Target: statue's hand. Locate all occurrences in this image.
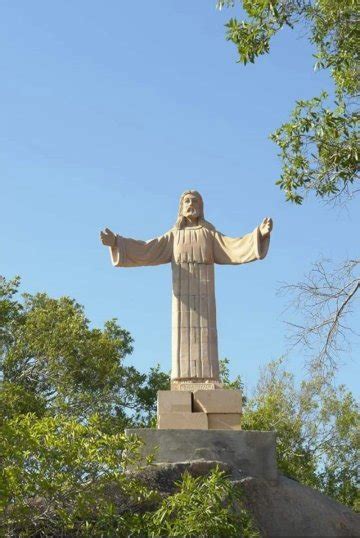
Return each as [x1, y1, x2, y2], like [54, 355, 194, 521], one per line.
[259, 217, 273, 238]
[100, 228, 117, 247]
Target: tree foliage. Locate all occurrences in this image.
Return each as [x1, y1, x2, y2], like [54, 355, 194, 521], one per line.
[0, 276, 168, 430]
[218, 0, 359, 204]
[143, 468, 259, 538]
[242, 358, 359, 510]
[1, 413, 260, 537]
[271, 92, 359, 204]
[1, 414, 150, 536]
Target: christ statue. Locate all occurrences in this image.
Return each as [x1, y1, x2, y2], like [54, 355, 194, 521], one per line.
[100, 190, 273, 386]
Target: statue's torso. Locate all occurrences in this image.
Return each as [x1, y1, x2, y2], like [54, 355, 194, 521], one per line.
[172, 225, 214, 264]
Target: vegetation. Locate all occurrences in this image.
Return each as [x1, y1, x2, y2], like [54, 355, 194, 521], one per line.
[143, 468, 259, 538]
[219, 354, 359, 510]
[1, 414, 149, 536]
[1, 275, 358, 537]
[2, 3, 359, 535]
[242, 358, 359, 510]
[2, 411, 260, 536]
[0, 276, 259, 537]
[217, 0, 359, 205]
[0, 276, 168, 430]
[280, 258, 360, 375]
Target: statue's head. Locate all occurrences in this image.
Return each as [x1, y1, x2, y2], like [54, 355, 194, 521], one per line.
[175, 190, 205, 229]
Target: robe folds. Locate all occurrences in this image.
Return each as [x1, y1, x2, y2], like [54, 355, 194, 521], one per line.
[110, 222, 269, 382]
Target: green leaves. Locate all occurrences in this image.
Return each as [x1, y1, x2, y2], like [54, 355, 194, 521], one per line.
[242, 358, 359, 510]
[224, 1, 298, 65]
[1, 414, 259, 537]
[0, 276, 166, 428]
[0, 413, 150, 536]
[225, 18, 274, 64]
[271, 93, 359, 203]
[309, 0, 360, 97]
[145, 468, 259, 537]
[0, 275, 22, 354]
[220, 1, 360, 203]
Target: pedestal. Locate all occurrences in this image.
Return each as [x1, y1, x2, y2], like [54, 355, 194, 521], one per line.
[157, 388, 243, 430]
[125, 429, 278, 481]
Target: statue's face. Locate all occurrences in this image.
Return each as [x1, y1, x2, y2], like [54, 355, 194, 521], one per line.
[182, 193, 201, 221]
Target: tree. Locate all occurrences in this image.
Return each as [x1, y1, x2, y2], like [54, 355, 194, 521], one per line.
[217, 0, 359, 204]
[0, 276, 168, 429]
[0, 414, 149, 536]
[242, 358, 359, 510]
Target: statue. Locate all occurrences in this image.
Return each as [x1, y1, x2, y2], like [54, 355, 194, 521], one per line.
[100, 190, 273, 387]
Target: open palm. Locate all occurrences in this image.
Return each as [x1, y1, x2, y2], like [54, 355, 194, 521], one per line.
[259, 217, 273, 237]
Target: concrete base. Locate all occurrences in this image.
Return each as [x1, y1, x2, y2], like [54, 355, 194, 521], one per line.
[125, 429, 277, 481]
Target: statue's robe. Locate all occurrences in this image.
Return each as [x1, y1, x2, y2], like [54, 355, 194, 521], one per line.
[110, 221, 269, 382]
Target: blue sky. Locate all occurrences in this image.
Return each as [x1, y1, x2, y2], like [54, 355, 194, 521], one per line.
[1, 1, 358, 394]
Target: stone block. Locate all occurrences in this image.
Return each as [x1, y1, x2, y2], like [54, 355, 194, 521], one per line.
[208, 413, 242, 430]
[157, 390, 192, 414]
[193, 389, 242, 413]
[125, 429, 278, 480]
[158, 412, 208, 430]
[171, 381, 222, 391]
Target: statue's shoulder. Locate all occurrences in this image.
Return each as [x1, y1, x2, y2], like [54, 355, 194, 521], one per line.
[202, 220, 216, 232]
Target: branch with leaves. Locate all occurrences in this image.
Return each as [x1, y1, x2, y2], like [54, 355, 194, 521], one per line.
[217, 0, 360, 204]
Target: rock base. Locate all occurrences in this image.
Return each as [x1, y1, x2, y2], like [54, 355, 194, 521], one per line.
[126, 460, 360, 537]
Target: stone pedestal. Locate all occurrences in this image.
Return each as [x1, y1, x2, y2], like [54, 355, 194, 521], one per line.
[157, 389, 242, 430]
[125, 429, 277, 481]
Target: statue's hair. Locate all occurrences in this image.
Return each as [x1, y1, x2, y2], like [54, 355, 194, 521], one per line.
[175, 190, 214, 230]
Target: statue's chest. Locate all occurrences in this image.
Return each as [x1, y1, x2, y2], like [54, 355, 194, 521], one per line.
[173, 228, 214, 264]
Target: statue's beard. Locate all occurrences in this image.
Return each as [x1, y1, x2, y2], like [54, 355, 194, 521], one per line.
[184, 208, 198, 217]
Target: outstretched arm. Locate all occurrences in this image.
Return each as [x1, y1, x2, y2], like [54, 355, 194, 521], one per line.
[214, 217, 273, 265]
[100, 228, 173, 267]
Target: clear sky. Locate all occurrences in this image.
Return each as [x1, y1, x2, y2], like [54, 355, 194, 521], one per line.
[1, 1, 358, 394]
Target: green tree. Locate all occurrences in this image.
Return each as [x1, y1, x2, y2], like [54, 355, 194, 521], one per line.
[242, 358, 359, 510]
[0, 413, 151, 536]
[217, 0, 359, 204]
[0, 276, 168, 429]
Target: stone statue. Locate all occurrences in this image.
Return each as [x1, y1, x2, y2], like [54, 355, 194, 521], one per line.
[100, 190, 273, 387]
